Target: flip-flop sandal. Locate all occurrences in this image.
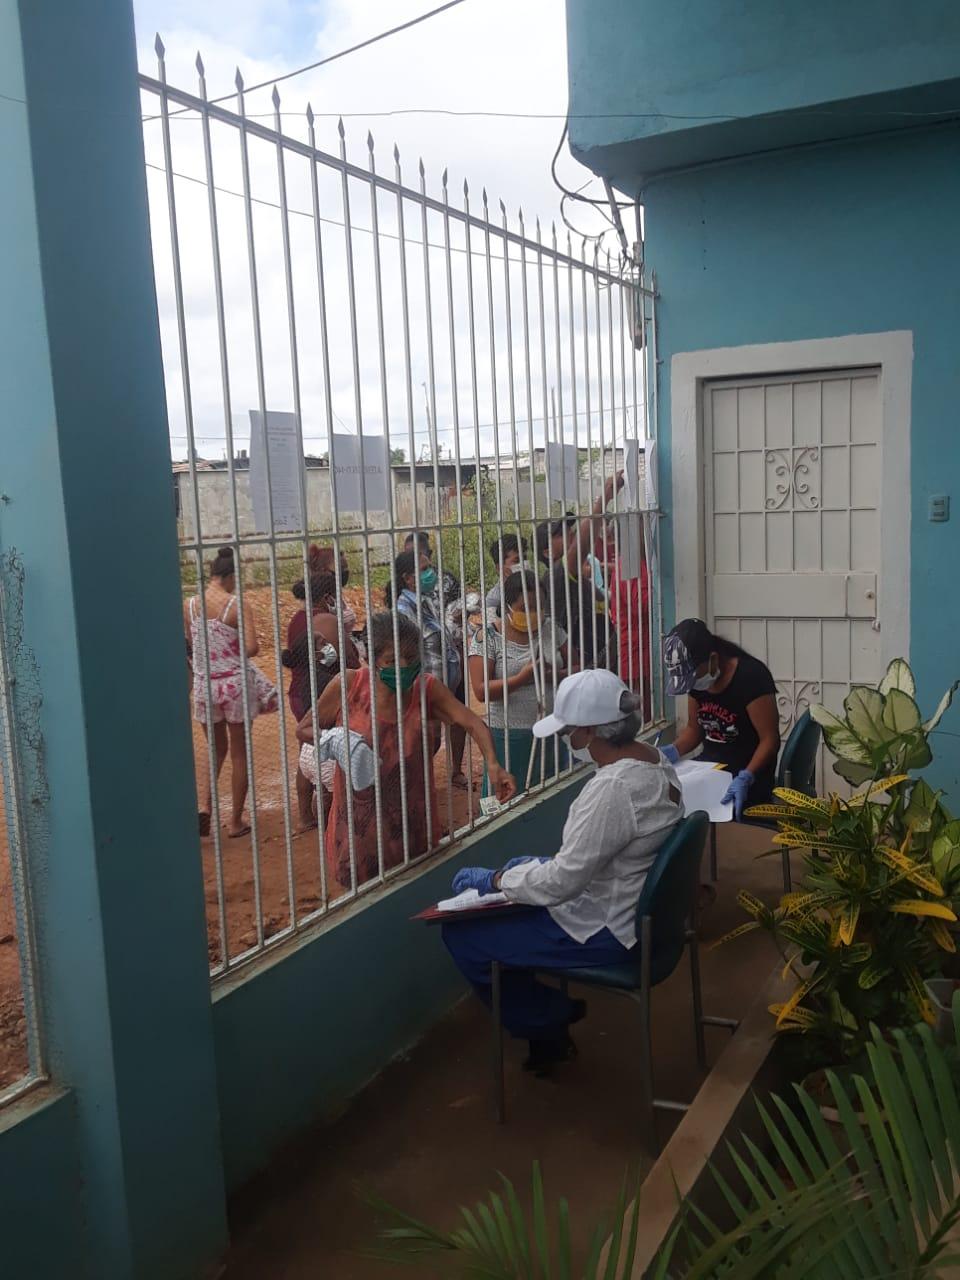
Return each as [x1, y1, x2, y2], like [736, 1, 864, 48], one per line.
[198, 812, 211, 837]
[227, 824, 252, 839]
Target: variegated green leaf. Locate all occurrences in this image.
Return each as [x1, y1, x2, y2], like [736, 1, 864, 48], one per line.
[833, 757, 877, 786]
[883, 687, 922, 735]
[925, 679, 960, 733]
[844, 686, 894, 747]
[879, 658, 916, 698]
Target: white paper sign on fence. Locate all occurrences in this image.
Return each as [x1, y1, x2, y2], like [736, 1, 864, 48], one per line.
[248, 410, 305, 534]
[614, 511, 643, 581]
[545, 441, 579, 504]
[332, 433, 390, 513]
[623, 438, 642, 509]
[644, 439, 658, 510]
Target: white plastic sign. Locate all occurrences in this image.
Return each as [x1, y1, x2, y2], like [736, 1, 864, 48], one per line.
[331, 433, 390, 513]
[545, 441, 579, 505]
[248, 410, 306, 534]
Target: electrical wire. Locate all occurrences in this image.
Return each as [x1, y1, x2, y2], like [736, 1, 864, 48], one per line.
[144, 0, 471, 121]
[145, 105, 960, 123]
[549, 119, 633, 254]
[4, 88, 958, 126]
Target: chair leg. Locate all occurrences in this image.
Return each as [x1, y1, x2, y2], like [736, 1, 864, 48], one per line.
[688, 929, 707, 1072]
[491, 960, 505, 1124]
[638, 917, 657, 1142]
[709, 824, 718, 882]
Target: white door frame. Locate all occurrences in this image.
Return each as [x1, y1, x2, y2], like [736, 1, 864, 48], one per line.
[671, 331, 912, 670]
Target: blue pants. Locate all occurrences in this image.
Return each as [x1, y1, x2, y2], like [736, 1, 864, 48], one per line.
[442, 907, 631, 1040]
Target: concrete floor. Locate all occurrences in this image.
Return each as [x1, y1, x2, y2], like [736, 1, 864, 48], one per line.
[224, 826, 782, 1279]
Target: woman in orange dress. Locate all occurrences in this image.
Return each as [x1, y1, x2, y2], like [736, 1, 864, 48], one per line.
[298, 612, 516, 891]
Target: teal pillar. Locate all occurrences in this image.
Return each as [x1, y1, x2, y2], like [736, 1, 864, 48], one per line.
[0, 1, 227, 1275]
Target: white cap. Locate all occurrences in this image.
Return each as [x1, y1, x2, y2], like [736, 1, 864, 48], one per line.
[532, 668, 629, 738]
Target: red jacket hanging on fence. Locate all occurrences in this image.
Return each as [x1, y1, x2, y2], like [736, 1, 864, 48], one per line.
[610, 559, 652, 722]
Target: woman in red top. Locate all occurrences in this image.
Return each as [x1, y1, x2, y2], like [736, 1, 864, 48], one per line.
[299, 613, 516, 892]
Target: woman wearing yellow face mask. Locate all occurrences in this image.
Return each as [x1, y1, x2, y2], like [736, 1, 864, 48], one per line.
[468, 571, 574, 796]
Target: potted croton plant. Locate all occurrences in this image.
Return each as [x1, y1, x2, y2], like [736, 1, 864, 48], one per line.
[725, 659, 960, 1082]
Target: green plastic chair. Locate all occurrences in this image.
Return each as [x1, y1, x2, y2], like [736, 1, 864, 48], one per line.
[708, 710, 822, 890]
[490, 811, 736, 1129]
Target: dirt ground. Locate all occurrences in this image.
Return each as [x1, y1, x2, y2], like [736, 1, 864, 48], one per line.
[0, 582, 487, 1089]
[0, 811, 26, 1091]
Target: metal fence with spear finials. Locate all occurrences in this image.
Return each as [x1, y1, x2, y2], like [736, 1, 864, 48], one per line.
[139, 43, 664, 981]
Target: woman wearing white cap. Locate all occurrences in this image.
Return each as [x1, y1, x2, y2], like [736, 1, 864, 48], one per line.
[442, 668, 682, 1075]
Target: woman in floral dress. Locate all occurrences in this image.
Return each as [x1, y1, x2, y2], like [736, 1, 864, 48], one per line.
[184, 545, 278, 838]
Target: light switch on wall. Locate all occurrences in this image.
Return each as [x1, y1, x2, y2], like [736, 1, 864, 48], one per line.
[929, 494, 950, 523]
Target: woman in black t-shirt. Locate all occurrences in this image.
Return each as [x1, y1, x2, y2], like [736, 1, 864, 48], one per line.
[660, 618, 780, 818]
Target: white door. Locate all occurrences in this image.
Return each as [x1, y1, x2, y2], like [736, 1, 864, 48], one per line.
[703, 369, 884, 790]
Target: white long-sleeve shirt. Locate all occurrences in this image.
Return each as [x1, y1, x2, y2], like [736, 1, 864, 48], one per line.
[499, 756, 683, 946]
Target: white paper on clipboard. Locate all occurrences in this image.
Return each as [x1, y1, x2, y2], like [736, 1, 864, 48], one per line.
[675, 762, 733, 823]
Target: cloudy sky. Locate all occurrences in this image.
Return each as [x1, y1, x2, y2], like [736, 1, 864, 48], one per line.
[132, 0, 638, 466]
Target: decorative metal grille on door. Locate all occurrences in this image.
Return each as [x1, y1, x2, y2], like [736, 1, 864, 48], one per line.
[704, 369, 884, 790]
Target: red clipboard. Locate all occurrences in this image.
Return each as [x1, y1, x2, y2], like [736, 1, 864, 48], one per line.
[412, 899, 533, 925]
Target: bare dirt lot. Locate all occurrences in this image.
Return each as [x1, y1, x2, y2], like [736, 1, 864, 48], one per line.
[0, 582, 484, 1089]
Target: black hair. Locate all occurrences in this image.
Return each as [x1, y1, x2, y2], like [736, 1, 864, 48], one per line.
[489, 532, 527, 567]
[369, 611, 420, 662]
[292, 570, 336, 603]
[503, 569, 540, 610]
[383, 550, 420, 609]
[535, 514, 576, 563]
[211, 545, 235, 579]
[403, 531, 433, 555]
[675, 618, 752, 665]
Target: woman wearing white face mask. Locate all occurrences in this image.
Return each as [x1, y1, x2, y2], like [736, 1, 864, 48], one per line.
[661, 618, 780, 818]
[442, 668, 682, 1074]
[282, 567, 360, 831]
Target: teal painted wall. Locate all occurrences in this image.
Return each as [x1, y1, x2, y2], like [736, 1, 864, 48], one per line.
[214, 778, 585, 1190]
[565, 0, 960, 183]
[0, 1093, 83, 1276]
[642, 125, 960, 795]
[0, 779, 584, 1266]
[1, 0, 227, 1274]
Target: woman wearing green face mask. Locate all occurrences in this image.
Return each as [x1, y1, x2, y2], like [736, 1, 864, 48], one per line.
[299, 612, 516, 891]
[391, 550, 460, 689]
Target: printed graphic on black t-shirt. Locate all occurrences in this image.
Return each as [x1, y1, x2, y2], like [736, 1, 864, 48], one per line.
[698, 704, 741, 748]
[692, 654, 779, 784]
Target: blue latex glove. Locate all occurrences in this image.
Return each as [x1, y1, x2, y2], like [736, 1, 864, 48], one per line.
[721, 769, 755, 821]
[501, 856, 550, 871]
[660, 744, 680, 765]
[452, 866, 497, 896]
